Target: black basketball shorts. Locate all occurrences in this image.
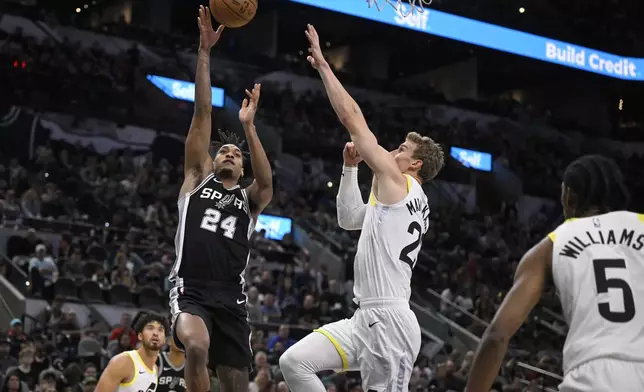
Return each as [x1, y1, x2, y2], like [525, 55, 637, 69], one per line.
[169, 280, 252, 370]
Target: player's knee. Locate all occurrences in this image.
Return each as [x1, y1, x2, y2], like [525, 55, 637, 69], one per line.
[279, 346, 306, 375]
[184, 337, 209, 365]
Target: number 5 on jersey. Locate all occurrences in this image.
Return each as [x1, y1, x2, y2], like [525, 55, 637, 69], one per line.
[200, 208, 237, 239]
[593, 258, 635, 323]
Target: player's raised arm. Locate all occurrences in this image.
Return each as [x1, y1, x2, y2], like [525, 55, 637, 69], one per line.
[95, 353, 132, 392]
[337, 142, 366, 230]
[239, 83, 273, 217]
[465, 237, 553, 392]
[305, 24, 406, 192]
[185, 6, 224, 180]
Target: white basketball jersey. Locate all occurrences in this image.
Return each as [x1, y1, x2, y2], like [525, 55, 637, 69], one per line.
[549, 211, 644, 374]
[353, 175, 430, 302]
[118, 350, 159, 392]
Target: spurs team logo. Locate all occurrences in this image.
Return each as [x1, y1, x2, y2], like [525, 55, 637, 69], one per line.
[199, 187, 247, 213]
[215, 194, 236, 209]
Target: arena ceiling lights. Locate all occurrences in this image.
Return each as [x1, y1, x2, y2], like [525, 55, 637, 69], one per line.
[289, 0, 643, 81]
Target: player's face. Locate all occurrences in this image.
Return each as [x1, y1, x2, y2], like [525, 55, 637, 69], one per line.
[214, 144, 243, 180]
[392, 139, 421, 174]
[138, 321, 166, 351]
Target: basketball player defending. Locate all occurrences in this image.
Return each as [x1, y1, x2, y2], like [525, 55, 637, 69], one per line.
[280, 24, 444, 392]
[169, 6, 273, 392]
[157, 337, 186, 392]
[465, 155, 644, 392]
[96, 313, 168, 392]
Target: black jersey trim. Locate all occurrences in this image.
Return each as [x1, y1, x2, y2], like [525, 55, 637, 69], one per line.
[161, 352, 185, 372]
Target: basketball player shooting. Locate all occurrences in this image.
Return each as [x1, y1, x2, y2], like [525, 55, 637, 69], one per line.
[168, 6, 273, 392]
[279, 24, 444, 392]
[465, 155, 642, 392]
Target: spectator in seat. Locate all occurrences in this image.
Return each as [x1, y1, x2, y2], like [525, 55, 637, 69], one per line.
[91, 265, 110, 289]
[6, 349, 37, 390]
[81, 377, 97, 392]
[297, 294, 319, 328]
[246, 286, 262, 322]
[321, 279, 345, 310]
[440, 283, 457, 316]
[317, 300, 333, 324]
[108, 313, 136, 347]
[249, 368, 272, 392]
[261, 293, 281, 323]
[0, 371, 29, 392]
[7, 320, 26, 355]
[108, 330, 133, 358]
[28, 244, 58, 295]
[60, 247, 84, 279]
[82, 363, 98, 382]
[267, 325, 296, 352]
[0, 338, 17, 373]
[276, 276, 297, 306]
[36, 369, 58, 392]
[0, 190, 21, 222]
[256, 271, 274, 294]
[20, 185, 41, 218]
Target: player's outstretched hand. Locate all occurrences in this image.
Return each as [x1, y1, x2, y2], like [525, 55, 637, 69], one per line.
[198, 5, 224, 51]
[343, 142, 363, 167]
[239, 83, 261, 126]
[305, 24, 327, 70]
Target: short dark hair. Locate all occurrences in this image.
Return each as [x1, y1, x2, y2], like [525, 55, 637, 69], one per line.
[210, 129, 247, 157]
[133, 312, 169, 335]
[563, 155, 630, 216]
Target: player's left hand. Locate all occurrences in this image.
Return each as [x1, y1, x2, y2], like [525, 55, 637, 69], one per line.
[305, 24, 327, 70]
[239, 83, 261, 126]
[198, 5, 224, 51]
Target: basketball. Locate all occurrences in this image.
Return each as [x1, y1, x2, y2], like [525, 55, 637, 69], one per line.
[209, 0, 257, 28]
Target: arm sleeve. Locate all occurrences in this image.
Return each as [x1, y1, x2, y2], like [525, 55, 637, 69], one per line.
[336, 166, 367, 230]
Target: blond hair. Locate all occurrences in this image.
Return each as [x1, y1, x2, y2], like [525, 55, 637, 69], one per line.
[406, 132, 444, 182]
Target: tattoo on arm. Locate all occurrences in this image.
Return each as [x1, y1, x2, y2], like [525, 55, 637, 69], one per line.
[216, 365, 248, 392]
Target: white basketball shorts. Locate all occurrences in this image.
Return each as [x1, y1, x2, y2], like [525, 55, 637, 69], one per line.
[558, 358, 644, 392]
[315, 298, 421, 392]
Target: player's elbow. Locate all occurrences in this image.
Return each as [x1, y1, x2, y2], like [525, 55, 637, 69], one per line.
[337, 106, 363, 129]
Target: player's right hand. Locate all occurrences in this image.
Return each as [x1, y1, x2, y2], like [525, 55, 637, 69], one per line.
[305, 24, 326, 70]
[198, 5, 224, 51]
[343, 142, 363, 167]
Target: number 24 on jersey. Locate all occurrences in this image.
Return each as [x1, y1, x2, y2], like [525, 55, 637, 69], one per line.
[200, 208, 237, 239]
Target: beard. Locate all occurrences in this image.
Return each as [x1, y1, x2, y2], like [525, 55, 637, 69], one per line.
[216, 166, 236, 180]
[141, 339, 161, 351]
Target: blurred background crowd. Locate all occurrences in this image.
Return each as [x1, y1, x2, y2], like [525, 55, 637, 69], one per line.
[0, 0, 642, 391]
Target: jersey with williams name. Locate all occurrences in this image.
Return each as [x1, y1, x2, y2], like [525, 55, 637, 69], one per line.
[549, 211, 644, 374]
[353, 174, 429, 302]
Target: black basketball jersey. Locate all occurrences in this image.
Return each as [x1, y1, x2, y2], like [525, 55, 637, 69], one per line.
[169, 173, 254, 286]
[157, 352, 186, 392]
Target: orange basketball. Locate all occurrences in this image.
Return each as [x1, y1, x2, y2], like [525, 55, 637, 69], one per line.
[209, 0, 257, 28]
